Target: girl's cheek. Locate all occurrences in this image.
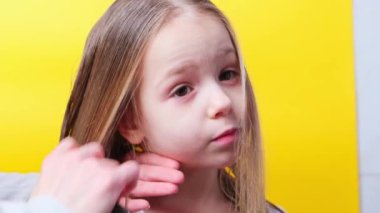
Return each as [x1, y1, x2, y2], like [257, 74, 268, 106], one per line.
[231, 90, 244, 117]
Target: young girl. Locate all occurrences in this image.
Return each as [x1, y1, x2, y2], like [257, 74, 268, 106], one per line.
[56, 0, 283, 212]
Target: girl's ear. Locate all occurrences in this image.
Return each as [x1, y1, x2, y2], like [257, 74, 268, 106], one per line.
[118, 115, 144, 145]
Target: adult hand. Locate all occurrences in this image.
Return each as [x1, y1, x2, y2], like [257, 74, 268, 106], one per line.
[119, 152, 184, 212]
[31, 137, 139, 213]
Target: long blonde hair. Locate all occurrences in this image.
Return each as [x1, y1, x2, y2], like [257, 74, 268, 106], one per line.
[60, 0, 266, 212]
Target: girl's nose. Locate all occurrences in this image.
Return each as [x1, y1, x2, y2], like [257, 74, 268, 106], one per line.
[207, 86, 232, 119]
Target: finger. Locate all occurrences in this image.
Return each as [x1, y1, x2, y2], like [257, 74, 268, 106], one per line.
[135, 153, 180, 169]
[130, 180, 178, 197]
[54, 137, 78, 154]
[118, 197, 150, 211]
[116, 161, 140, 194]
[96, 158, 120, 168]
[125, 198, 150, 212]
[118, 196, 127, 208]
[76, 142, 104, 159]
[139, 164, 184, 184]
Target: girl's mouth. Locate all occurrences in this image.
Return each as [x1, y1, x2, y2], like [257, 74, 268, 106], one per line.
[211, 128, 238, 144]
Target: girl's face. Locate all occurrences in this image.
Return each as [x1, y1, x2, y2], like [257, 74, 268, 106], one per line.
[137, 12, 243, 168]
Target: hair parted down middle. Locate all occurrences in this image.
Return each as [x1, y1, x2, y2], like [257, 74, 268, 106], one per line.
[60, 0, 267, 212]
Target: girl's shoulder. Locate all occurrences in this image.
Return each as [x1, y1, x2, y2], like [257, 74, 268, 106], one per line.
[267, 201, 286, 213]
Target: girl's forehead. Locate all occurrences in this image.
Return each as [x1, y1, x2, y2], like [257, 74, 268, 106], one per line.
[143, 12, 235, 71]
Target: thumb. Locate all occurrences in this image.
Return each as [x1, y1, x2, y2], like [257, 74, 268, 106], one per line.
[118, 160, 140, 196]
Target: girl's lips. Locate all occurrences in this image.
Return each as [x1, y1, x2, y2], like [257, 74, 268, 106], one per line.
[211, 128, 238, 144]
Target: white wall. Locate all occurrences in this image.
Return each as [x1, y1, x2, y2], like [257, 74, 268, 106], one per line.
[354, 0, 380, 212]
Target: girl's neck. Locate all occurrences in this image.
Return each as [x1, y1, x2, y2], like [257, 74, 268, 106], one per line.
[145, 167, 235, 213]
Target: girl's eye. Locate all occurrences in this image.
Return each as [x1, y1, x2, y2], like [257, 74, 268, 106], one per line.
[172, 85, 192, 97]
[219, 70, 239, 81]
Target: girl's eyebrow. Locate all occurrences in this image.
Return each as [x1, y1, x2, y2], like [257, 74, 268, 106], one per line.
[155, 47, 236, 89]
[218, 47, 236, 57]
[156, 62, 198, 88]
[167, 61, 198, 76]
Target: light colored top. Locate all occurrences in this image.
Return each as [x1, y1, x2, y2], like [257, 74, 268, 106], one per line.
[0, 172, 285, 213]
[0, 196, 69, 213]
[0, 172, 69, 212]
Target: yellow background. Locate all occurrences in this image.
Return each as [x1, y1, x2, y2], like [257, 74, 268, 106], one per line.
[0, 0, 359, 212]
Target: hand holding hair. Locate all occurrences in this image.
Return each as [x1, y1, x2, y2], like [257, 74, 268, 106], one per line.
[31, 137, 139, 213]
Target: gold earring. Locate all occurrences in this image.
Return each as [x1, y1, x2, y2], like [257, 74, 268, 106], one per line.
[133, 144, 144, 153]
[224, 166, 236, 179]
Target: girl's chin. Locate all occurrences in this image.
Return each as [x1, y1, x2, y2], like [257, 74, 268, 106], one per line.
[214, 152, 236, 167]
[180, 156, 236, 169]
[218, 157, 236, 168]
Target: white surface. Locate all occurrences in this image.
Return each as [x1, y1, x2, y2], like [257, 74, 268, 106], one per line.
[354, 0, 380, 212]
